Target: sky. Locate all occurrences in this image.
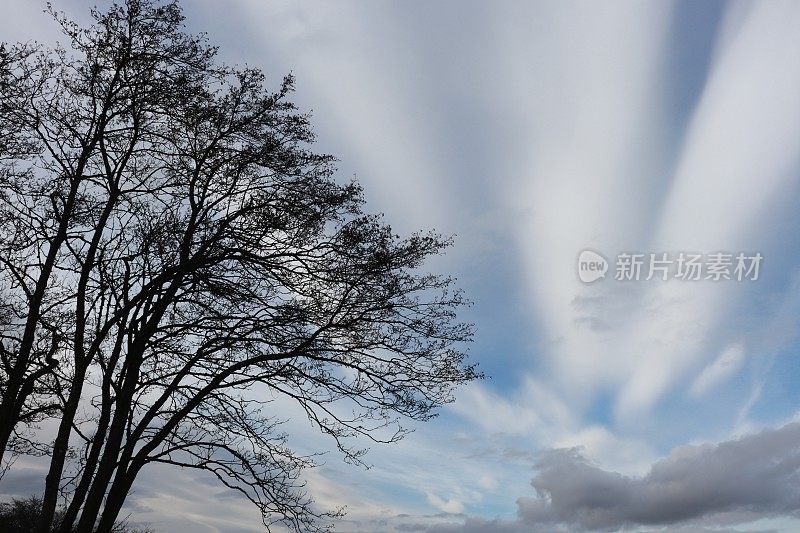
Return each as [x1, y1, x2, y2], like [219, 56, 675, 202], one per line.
[2, 1, 800, 532]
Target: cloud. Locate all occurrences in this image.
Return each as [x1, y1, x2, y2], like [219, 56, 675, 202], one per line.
[0, 467, 46, 498]
[426, 493, 464, 515]
[690, 342, 746, 398]
[450, 379, 656, 476]
[426, 517, 528, 533]
[422, 422, 800, 532]
[615, 0, 800, 421]
[505, 0, 674, 405]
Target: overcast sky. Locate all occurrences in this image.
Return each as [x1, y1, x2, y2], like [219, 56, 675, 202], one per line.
[3, 1, 800, 532]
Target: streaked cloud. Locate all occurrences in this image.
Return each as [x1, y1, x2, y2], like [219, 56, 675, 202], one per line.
[691, 342, 746, 398]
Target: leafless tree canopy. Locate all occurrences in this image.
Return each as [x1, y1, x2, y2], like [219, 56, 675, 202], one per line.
[0, 1, 478, 531]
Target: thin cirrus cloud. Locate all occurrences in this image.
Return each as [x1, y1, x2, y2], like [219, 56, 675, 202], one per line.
[614, 0, 800, 421]
[499, 0, 800, 424]
[690, 342, 746, 398]
[501, 0, 675, 404]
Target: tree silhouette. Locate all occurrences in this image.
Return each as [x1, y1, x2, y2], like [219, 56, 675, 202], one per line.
[0, 495, 152, 533]
[0, 1, 478, 532]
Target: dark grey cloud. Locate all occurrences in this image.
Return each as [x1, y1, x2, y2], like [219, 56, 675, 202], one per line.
[422, 422, 800, 532]
[0, 467, 45, 498]
[426, 517, 529, 533]
[396, 523, 427, 532]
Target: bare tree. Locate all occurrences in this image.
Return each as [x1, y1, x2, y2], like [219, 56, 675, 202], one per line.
[0, 1, 478, 532]
[0, 495, 153, 533]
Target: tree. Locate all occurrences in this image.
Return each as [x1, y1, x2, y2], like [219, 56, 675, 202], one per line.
[0, 1, 478, 531]
[0, 495, 153, 533]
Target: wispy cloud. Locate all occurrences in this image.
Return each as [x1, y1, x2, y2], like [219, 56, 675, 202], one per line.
[690, 342, 746, 398]
[615, 0, 800, 421]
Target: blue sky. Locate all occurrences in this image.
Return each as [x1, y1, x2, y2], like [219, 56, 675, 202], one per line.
[3, 1, 800, 532]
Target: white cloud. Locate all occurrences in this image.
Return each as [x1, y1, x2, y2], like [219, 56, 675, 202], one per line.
[615, 0, 800, 420]
[690, 342, 746, 398]
[225, 0, 457, 235]
[502, 0, 674, 405]
[450, 379, 656, 475]
[426, 493, 464, 515]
